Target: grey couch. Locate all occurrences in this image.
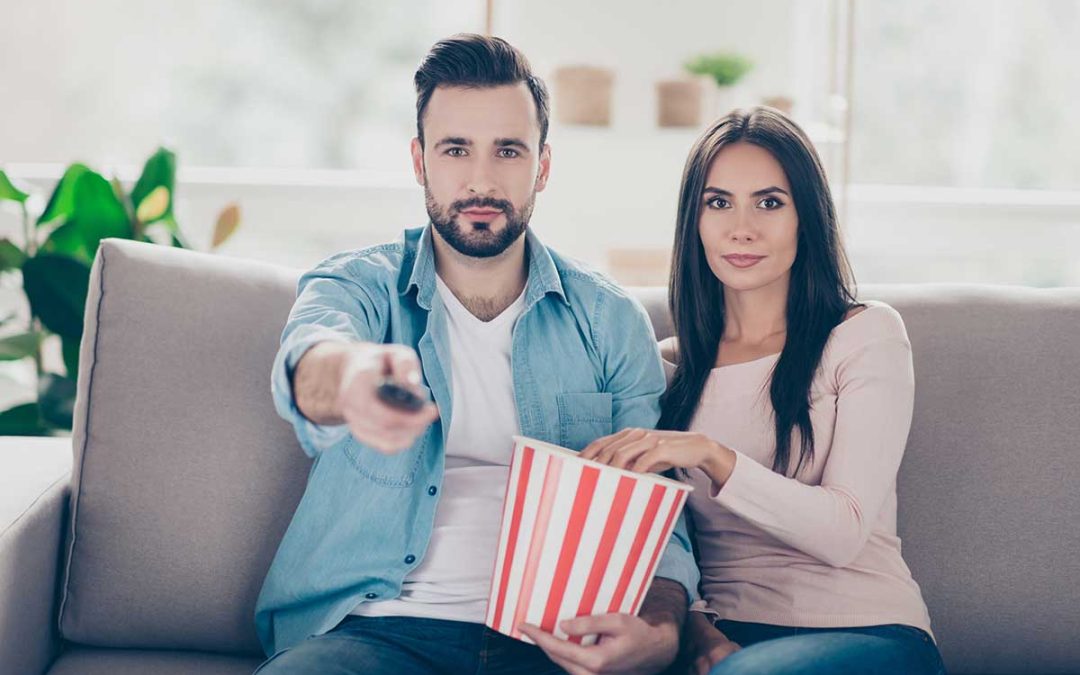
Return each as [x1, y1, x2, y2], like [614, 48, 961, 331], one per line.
[1, 238, 1077, 675]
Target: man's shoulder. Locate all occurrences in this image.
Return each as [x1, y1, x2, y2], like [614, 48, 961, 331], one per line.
[547, 248, 649, 322]
[305, 229, 420, 284]
[549, 249, 636, 304]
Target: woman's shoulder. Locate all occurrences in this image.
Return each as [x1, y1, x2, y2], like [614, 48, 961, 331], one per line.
[827, 301, 911, 360]
[659, 336, 679, 365]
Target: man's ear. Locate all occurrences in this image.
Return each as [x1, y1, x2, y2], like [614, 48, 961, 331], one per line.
[410, 137, 425, 186]
[535, 143, 552, 192]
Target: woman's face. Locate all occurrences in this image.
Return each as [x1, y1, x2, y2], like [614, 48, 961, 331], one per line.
[697, 142, 798, 294]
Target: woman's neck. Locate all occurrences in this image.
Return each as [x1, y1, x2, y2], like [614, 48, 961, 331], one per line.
[722, 279, 788, 345]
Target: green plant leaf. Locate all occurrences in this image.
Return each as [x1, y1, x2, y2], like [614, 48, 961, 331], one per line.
[38, 373, 76, 430]
[0, 331, 44, 361]
[684, 52, 753, 87]
[62, 335, 80, 379]
[0, 238, 28, 272]
[40, 170, 131, 264]
[21, 253, 92, 339]
[37, 163, 91, 227]
[0, 402, 51, 436]
[131, 148, 177, 223]
[0, 170, 30, 203]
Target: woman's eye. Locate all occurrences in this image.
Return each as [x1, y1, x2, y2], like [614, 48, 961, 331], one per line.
[759, 196, 784, 209]
[706, 197, 730, 209]
[497, 148, 520, 159]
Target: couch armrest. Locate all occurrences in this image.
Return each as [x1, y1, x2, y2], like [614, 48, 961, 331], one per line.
[0, 436, 73, 675]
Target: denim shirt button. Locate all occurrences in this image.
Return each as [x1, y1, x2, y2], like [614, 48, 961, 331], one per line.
[364, 592, 378, 599]
[428, 485, 437, 496]
[404, 554, 416, 565]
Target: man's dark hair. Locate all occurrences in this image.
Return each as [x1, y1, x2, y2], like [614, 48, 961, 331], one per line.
[414, 34, 550, 148]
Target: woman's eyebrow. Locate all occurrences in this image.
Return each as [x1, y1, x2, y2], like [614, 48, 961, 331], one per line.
[702, 186, 790, 196]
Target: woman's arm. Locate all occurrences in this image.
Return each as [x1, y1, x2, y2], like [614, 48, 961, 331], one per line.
[708, 335, 915, 567]
[582, 328, 915, 568]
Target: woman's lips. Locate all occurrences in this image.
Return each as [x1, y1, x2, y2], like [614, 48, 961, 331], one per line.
[722, 254, 766, 269]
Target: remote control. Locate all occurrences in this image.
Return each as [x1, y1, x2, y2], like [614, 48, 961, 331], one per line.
[376, 378, 427, 413]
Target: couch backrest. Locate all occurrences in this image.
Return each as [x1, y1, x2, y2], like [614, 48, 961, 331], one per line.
[62, 240, 310, 656]
[637, 284, 1080, 675]
[63, 240, 1080, 673]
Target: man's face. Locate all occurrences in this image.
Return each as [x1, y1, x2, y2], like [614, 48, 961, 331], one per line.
[412, 83, 551, 258]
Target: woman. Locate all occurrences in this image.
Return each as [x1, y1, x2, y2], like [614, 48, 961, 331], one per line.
[581, 107, 946, 675]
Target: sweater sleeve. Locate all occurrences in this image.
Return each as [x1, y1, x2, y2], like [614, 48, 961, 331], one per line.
[711, 311, 915, 568]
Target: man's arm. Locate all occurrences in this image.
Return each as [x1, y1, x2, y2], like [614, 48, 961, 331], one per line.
[601, 292, 701, 604]
[272, 256, 434, 457]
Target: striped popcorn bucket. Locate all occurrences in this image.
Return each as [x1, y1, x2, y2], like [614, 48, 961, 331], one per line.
[485, 436, 692, 645]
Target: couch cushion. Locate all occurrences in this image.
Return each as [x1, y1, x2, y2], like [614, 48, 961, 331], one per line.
[638, 283, 1080, 675]
[60, 240, 310, 655]
[47, 646, 261, 675]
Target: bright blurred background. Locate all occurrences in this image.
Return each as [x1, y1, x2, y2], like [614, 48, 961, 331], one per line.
[1, 0, 1078, 422]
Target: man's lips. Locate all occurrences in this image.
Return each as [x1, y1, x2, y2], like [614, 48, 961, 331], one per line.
[458, 208, 504, 225]
[722, 254, 766, 269]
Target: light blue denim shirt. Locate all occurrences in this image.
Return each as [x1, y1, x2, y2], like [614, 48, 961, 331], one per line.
[255, 225, 699, 656]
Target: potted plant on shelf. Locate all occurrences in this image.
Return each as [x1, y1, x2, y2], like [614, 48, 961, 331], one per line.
[684, 51, 754, 119]
[0, 147, 240, 435]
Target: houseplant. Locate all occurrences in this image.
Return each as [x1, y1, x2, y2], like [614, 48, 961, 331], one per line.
[684, 51, 754, 117]
[0, 147, 240, 435]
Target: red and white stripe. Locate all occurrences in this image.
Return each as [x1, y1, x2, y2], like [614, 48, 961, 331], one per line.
[485, 437, 691, 645]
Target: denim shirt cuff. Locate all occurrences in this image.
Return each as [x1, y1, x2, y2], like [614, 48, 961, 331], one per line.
[271, 328, 353, 456]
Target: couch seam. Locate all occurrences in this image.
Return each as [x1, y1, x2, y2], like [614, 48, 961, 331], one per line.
[0, 472, 70, 542]
[55, 241, 108, 635]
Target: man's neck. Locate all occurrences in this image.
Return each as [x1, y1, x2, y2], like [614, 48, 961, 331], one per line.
[432, 230, 528, 322]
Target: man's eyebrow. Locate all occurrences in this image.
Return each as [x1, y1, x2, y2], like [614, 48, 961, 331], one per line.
[702, 186, 790, 197]
[434, 137, 472, 148]
[494, 138, 530, 151]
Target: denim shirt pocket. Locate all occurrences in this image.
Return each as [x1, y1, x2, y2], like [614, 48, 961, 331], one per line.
[557, 392, 614, 451]
[342, 385, 432, 487]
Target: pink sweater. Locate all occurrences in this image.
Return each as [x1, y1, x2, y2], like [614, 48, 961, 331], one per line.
[670, 302, 933, 636]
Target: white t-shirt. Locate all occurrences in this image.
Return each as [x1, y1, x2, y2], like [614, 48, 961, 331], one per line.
[351, 275, 525, 623]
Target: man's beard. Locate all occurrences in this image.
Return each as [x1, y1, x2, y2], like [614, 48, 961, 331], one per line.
[425, 188, 534, 259]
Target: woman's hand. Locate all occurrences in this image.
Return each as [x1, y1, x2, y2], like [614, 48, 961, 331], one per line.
[580, 428, 737, 488]
[684, 613, 740, 675]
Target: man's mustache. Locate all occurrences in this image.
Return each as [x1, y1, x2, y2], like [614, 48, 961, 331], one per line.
[450, 197, 513, 215]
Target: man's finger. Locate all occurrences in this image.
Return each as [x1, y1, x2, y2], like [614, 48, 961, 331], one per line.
[559, 612, 628, 637]
[694, 655, 711, 675]
[518, 624, 602, 673]
[383, 348, 422, 386]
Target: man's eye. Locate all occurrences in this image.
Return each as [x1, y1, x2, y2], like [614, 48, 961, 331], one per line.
[760, 197, 784, 209]
[497, 148, 520, 159]
[446, 147, 467, 157]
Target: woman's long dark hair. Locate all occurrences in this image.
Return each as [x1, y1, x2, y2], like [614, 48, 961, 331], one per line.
[658, 107, 859, 477]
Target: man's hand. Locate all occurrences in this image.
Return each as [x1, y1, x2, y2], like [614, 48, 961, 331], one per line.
[294, 341, 438, 454]
[684, 613, 740, 675]
[518, 578, 686, 675]
[336, 343, 439, 454]
[519, 613, 679, 675]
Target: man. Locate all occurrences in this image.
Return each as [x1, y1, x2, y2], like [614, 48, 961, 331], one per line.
[254, 34, 699, 675]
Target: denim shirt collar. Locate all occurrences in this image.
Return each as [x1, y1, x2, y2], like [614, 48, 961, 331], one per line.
[402, 224, 568, 312]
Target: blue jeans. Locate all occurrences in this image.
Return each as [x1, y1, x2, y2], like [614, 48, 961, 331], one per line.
[252, 615, 565, 675]
[707, 620, 946, 675]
